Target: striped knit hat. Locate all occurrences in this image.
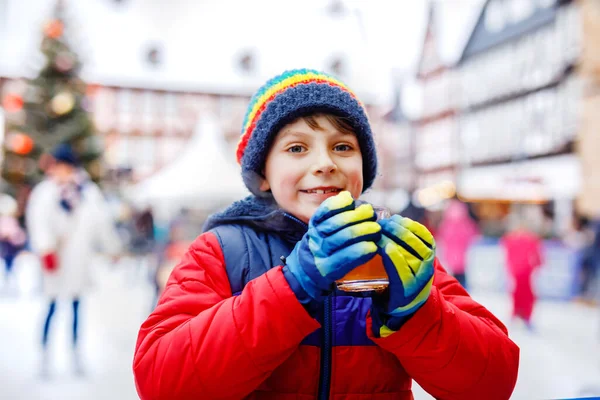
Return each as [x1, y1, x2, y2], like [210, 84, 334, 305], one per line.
[237, 69, 377, 196]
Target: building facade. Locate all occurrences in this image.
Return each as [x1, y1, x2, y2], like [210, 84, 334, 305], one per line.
[452, 0, 590, 233]
[412, 5, 459, 209]
[411, 0, 600, 232]
[365, 87, 414, 213]
[89, 85, 249, 180]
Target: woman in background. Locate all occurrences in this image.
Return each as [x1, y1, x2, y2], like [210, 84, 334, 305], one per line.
[26, 144, 122, 377]
[436, 199, 479, 289]
[501, 208, 544, 331]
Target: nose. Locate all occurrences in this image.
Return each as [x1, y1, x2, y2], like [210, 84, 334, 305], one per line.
[312, 149, 337, 175]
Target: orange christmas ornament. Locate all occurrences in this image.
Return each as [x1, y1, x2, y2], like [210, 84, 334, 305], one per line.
[44, 20, 64, 39]
[5, 132, 35, 155]
[2, 94, 24, 113]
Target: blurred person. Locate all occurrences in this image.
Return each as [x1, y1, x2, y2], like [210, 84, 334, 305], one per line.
[152, 215, 191, 310]
[400, 195, 425, 224]
[133, 69, 519, 400]
[132, 206, 155, 252]
[436, 199, 480, 289]
[128, 204, 156, 282]
[586, 221, 600, 292]
[0, 194, 27, 293]
[26, 143, 122, 377]
[564, 215, 596, 303]
[584, 220, 600, 307]
[501, 207, 544, 331]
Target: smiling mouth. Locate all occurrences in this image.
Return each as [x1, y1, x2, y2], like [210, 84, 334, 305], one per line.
[301, 188, 343, 194]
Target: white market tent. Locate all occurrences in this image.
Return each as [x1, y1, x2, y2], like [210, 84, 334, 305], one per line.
[128, 113, 249, 213]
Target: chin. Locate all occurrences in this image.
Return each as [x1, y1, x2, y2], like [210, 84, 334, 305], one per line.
[295, 208, 314, 224]
[290, 204, 316, 224]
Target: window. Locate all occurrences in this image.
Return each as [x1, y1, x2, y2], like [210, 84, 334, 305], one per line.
[117, 89, 132, 113]
[165, 93, 178, 117]
[164, 93, 180, 135]
[112, 136, 129, 167]
[117, 90, 133, 133]
[142, 91, 160, 134]
[93, 88, 116, 132]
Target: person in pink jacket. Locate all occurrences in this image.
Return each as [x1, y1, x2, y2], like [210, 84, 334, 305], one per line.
[501, 218, 544, 330]
[436, 199, 479, 289]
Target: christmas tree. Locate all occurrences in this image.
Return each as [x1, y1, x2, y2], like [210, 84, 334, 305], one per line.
[1, 0, 103, 189]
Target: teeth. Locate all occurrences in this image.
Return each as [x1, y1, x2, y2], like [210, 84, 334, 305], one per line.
[306, 189, 340, 194]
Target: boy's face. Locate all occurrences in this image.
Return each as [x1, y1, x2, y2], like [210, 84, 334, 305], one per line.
[260, 115, 363, 223]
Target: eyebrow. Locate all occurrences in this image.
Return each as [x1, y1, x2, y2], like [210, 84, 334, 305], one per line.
[278, 130, 308, 140]
[278, 130, 356, 141]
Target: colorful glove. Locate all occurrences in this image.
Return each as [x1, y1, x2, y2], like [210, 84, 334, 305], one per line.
[41, 252, 58, 273]
[283, 191, 381, 302]
[373, 215, 435, 337]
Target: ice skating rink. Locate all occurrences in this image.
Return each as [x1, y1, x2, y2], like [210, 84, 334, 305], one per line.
[1, 253, 599, 400]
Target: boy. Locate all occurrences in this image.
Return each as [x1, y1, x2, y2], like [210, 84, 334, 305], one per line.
[133, 69, 519, 400]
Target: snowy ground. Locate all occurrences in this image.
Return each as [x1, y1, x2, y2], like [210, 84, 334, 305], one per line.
[1, 253, 599, 400]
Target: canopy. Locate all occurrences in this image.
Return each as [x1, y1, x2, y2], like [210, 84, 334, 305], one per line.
[128, 113, 249, 213]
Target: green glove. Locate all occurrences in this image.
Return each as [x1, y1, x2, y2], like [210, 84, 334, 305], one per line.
[373, 215, 435, 337]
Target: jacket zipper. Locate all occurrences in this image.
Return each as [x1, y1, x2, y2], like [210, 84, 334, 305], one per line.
[283, 212, 308, 230]
[283, 212, 332, 399]
[318, 295, 332, 400]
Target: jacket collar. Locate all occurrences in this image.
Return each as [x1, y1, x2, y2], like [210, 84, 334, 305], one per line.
[203, 195, 308, 242]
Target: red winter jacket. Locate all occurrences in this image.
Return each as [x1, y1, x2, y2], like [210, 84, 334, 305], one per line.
[133, 199, 519, 400]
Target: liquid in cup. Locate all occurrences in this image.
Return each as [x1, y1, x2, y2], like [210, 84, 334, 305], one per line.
[336, 205, 390, 292]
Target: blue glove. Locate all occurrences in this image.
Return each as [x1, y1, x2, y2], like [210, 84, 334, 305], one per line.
[283, 191, 381, 302]
[373, 215, 435, 337]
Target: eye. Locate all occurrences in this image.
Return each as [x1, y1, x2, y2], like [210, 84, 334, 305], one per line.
[334, 143, 353, 152]
[287, 145, 306, 153]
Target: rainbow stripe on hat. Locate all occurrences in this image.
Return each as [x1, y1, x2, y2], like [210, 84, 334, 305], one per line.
[235, 69, 364, 164]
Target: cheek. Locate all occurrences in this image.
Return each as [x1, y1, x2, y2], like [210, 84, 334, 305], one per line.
[348, 171, 363, 197]
[341, 160, 364, 198]
[268, 166, 303, 200]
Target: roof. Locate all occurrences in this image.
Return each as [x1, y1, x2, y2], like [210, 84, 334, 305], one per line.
[414, 0, 485, 75]
[415, 4, 442, 77]
[459, 0, 562, 63]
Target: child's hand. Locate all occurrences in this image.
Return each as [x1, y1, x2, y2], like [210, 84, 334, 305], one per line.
[284, 191, 381, 301]
[374, 215, 435, 337]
